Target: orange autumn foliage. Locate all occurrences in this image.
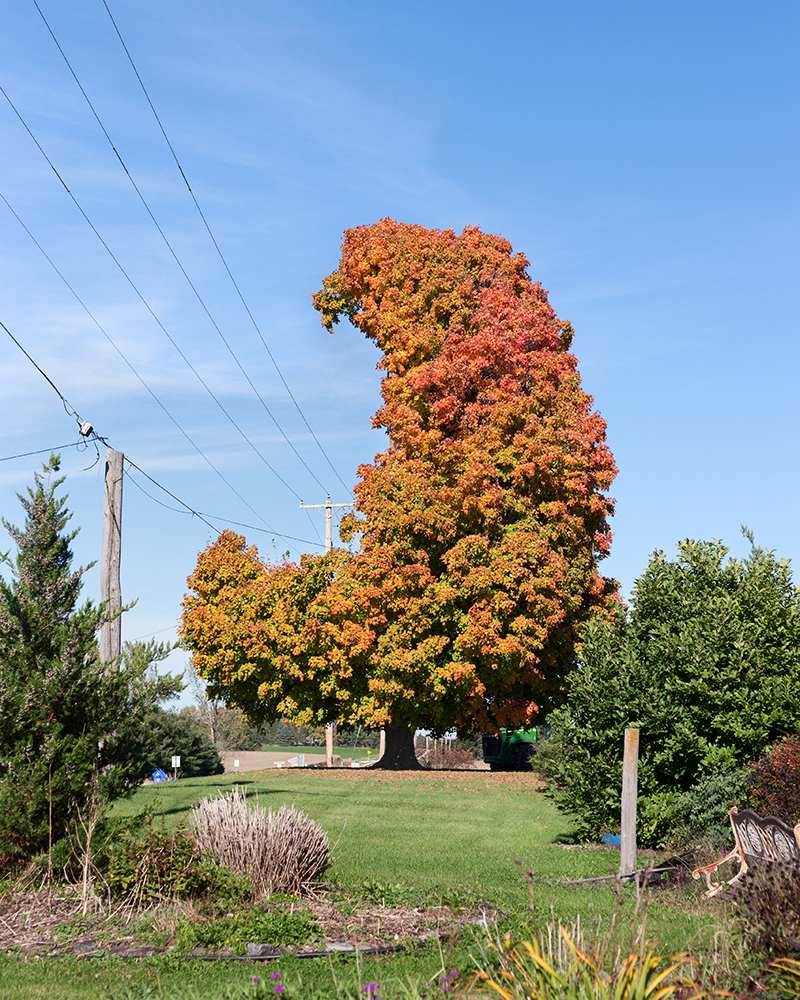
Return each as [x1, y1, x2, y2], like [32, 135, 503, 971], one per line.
[181, 219, 618, 743]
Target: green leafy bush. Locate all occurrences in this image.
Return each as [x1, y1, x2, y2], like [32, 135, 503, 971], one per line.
[174, 907, 319, 955]
[101, 817, 251, 906]
[538, 535, 800, 845]
[671, 769, 751, 848]
[126, 708, 224, 780]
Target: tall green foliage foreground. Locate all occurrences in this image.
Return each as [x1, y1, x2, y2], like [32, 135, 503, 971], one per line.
[0, 455, 183, 867]
[538, 533, 800, 844]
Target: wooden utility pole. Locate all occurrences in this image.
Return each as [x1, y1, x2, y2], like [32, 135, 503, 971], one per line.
[299, 495, 354, 766]
[100, 448, 123, 663]
[620, 727, 640, 877]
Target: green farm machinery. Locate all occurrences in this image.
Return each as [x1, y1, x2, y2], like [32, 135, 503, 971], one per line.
[481, 727, 539, 771]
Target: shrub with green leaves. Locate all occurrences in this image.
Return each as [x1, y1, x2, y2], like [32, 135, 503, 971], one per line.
[671, 769, 751, 848]
[538, 534, 800, 844]
[101, 817, 251, 906]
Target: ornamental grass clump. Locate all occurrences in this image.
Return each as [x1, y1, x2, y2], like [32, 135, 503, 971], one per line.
[190, 789, 329, 897]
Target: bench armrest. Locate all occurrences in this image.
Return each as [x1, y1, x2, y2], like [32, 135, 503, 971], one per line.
[692, 845, 744, 898]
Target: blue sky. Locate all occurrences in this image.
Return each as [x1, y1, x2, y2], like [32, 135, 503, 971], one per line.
[1, 1, 798, 702]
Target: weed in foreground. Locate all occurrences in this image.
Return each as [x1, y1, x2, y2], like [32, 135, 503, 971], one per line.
[472, 923, 704, 1000]
[468, 861, 707, 1000]
[173, 907, 319, 955]
[734, 859, 800, 959]
[768, 958, 800, 998]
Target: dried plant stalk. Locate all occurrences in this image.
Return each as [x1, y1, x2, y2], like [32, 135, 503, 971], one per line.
[190, 788, 329, 897]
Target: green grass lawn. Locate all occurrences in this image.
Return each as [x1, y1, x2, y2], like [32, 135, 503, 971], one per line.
[0, 770, 720, 999]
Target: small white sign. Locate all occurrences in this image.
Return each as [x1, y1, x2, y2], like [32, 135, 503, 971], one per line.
[171, 756, 181, 769]
[234, 759, 240, 768]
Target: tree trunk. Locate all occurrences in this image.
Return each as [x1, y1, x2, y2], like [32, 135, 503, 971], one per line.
[372, 718, 421, 770]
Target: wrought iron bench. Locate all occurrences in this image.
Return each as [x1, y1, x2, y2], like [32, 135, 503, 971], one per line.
[692, 807, 800, 898]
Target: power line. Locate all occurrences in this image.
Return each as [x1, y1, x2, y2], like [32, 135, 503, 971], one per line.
[31, 0, 329, 498]
[0, 320, 84, 431]
[121, 460, 220, 533]
[123, 462, 322, 548]
[131, 625, 176, 642]
[2, 315, 320, 550]
[0, 441, 81, 463]
[1, 315, 311, 546]
[99, 0, 353, 498]
[0, 83, 304, 504]
[0, 194, 280, 534]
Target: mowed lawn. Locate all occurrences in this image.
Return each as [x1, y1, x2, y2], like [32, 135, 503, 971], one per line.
[0, 769, 716, 999]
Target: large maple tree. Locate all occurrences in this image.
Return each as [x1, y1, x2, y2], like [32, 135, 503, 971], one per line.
[181, 219, 618, 767]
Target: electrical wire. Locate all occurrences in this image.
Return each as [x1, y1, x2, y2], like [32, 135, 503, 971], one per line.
[0, 83, 304, 504]
[31, 0, 329, 498]
[1, 320, 84, 431]
[0, 441, 81, 462]
[99, 0, 353, 497]
[123, 462, 322, 547]
[131, 625, 176, 642]
[2, 315, 321, 549]
[1, 314, 303, 542]
[0, 193, 280, 534]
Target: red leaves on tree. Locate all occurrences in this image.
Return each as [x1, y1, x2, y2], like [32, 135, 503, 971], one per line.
[181, 220, 618, 740]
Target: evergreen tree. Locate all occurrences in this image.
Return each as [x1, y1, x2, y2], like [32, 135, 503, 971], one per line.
[132, 708, 224, 778]
[0, 456, 182, 866]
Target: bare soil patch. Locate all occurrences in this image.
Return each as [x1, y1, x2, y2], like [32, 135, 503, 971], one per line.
[0, 889, 486, 958]
[218, 750, 327, 773]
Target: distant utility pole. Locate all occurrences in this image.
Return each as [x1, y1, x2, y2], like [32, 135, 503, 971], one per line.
[299, 495, 354, 766]
[100, 448, 124, 663]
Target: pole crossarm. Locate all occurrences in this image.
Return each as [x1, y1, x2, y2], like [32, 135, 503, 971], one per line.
[300, 496, 354, 555]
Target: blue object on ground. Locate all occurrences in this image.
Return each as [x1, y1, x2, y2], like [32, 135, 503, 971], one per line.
[152, 768, 168, 783]
[602, 833, 622, 848]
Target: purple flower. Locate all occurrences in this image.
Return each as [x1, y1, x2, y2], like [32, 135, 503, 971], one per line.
[364, 986, 379, 996]
[271, 973, 281, 980]
[251, 978, 261, 984]
[274, 988, 284, 995]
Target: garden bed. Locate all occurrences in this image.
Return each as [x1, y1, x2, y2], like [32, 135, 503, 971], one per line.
[0, 888, 488, 960]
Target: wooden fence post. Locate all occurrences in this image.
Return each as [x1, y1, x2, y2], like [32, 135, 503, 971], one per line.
[620, 727, 639, 877]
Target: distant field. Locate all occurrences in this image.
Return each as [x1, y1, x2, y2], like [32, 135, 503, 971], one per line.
[260, 743, 377, 760]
